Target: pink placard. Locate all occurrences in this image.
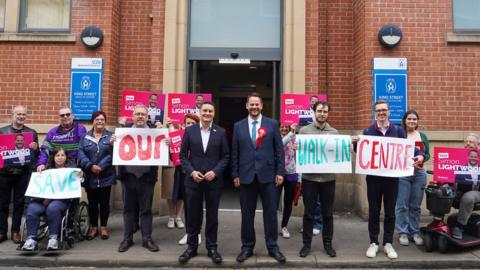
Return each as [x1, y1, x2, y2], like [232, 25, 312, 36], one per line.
[433, 147, 471, 184]
[0, 133, 34, 168]
[120, 90, 165, 121]
[280, 94, 327, 126]
[167, 93, 212, 125]
[169, 129, 184, 166]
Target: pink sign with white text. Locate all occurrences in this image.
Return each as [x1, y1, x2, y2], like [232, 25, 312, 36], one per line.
[169, 129, 184, 166]
[280, 94, 327, 126]
[120, 90, 165, 121]
[433, 147, 471, 184]
[167, 93, 212, 125]
[0, 133, 34, 168]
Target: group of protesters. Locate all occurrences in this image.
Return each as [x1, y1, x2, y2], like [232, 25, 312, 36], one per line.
[0, 94, 478, 264]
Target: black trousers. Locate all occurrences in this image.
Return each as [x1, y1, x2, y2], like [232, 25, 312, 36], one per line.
[302, 179, 335, 246]
[185, 185, 222, 250]
[122, 175, 155, 241]
[0, 173, 30, 234]
[86, 186, 111, 227]
[239, 177, 280, 252]
[280, 180, 297, 228]
[366, 175, 399, 245]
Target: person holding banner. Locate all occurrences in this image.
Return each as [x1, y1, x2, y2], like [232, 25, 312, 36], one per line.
[396, 110, 430, 246]
[0, 105, 39, 244]
[297, 101, 338, 258]
[36, 107, 87, 172]
[21, 147, 81, 251]
[147, 93, 164, 128]
[464, 133, 479, 150]
[452, 148, 480, 240]
[279, 124, 299, 239]
[356, 100, 424, 259]
[78, 111, 116, 241]
[117, 104, 160, 253]
[232, 93, 286, 264]
[178, 101, 229, 264]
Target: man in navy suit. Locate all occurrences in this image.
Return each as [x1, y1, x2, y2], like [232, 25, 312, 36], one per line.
[178, 101, 229, 264]
[232, 93, 286, 263]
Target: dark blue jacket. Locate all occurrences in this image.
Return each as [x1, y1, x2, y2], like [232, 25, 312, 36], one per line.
[78, 129, 116, 189]
[231, 116, 285, 184]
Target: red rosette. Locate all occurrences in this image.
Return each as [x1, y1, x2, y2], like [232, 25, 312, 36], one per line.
[255, 127, 268, 147]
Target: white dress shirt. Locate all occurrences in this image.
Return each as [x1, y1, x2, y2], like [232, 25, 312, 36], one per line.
[248, 114, 262, 140]
[200, 122, 212, 153]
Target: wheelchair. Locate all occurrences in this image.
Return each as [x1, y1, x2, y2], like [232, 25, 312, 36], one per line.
[18, 199, 90, 251]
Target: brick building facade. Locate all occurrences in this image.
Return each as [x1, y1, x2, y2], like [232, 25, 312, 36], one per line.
[1, 0, 479, 215]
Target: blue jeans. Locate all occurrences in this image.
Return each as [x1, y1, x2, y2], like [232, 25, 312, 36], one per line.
[26, 200, 67, 240]
[396, 168, 426, 236]
[314, 197, 323, 230]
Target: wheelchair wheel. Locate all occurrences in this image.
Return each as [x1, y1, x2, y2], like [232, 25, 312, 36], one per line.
[74, 201, 90, 241]
[36, 223, 49, 241]
[63, 236, 75, 250]
[438, 235, 448, 253]
[423, 232, 436, 252]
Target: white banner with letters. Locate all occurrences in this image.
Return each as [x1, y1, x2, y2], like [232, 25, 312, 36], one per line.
[25, 168, 82, 199]
[355, 135, 415, 177]
[113, 128, 169, 166]
[296, 134, 352, 173]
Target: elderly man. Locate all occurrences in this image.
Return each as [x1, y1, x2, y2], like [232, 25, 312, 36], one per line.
[0, 106, 39, 243]
[36, 107, 86, 171]
[452, 133, 480, 240]
[117, 104, 159, 253]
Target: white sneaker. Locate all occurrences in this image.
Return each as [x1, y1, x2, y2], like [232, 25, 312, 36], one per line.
[366, 243, 378, 258]
[175, 217, 185, 229]
[167, 217, 175, 229]
[383, 243, 398, 259]
[313, 228, 321, 235]
[47, 238, 59, 251]
[21, 238, 37, 251]
[280, 227, 291, 239]
[413, 234, 424, 246]
[198, 234, 202, 245]
[399, 234, 409, 246]
[178, 234, 187, 245]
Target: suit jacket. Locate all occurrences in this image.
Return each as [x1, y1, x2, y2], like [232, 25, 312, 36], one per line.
[231, 116, 285, 184]
[180, 123, 230, 190]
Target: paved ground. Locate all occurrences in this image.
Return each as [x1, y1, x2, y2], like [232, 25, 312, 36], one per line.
[0, 211, 480, 268]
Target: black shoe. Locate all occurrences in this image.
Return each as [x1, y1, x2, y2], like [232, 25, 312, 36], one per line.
[178, 248, 197, 264]
[208, 249, 223, 264]
[268, 250, 286, 263]
[324, 243, 337, 257]
[236, 250, 253, 263]
[452, 226, 464, 240]
[299, 245, 310, 257]
[118, 239, 134, 252]
[142, 240, 159, 252]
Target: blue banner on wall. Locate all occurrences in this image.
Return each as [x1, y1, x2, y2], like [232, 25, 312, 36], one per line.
[372, 58, 407, 125]
[70, 58, 103, 120]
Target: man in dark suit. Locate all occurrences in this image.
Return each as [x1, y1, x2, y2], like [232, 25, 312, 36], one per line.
[232, 93, 286, 263]
[178, 101, 229, 264]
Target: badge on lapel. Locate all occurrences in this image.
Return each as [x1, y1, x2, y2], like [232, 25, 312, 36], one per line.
[255, 127, 268, 148]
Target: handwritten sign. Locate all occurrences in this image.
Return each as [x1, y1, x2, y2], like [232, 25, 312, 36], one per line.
[113, 128, 169, 166]
[25, 168, 82, 199]
[355, 135, 415, 177]
[167, 93, 212, 125]
[0, 133, 34, 168]
[169, 129, 184, 166]
[296, 134, 352, 173]
[281, 94, 327, 126]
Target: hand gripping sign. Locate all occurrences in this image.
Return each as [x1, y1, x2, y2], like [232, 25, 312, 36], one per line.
[113, 128, 169, 166]
[25, 168, 82, 199]
[355, 135, 415, 177]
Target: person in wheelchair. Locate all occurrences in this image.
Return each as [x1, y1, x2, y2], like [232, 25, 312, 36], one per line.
[452, 149, 480, 240]
[21, 147, 82, 251]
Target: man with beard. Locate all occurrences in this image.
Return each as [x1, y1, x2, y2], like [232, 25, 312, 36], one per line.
[298, 101, 337, 258]
[0, 105, 39, 244]
[232, 93, 286, 264]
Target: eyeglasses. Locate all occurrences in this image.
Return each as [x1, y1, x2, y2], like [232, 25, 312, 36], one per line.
[134, 113, 147, 116]
[59, 113, 71, 117]
[94, 118, 105, 122]
[375, 109, 388, 113]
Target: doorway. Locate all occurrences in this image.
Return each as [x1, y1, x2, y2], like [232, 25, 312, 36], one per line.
[188, 60, 280, 209]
